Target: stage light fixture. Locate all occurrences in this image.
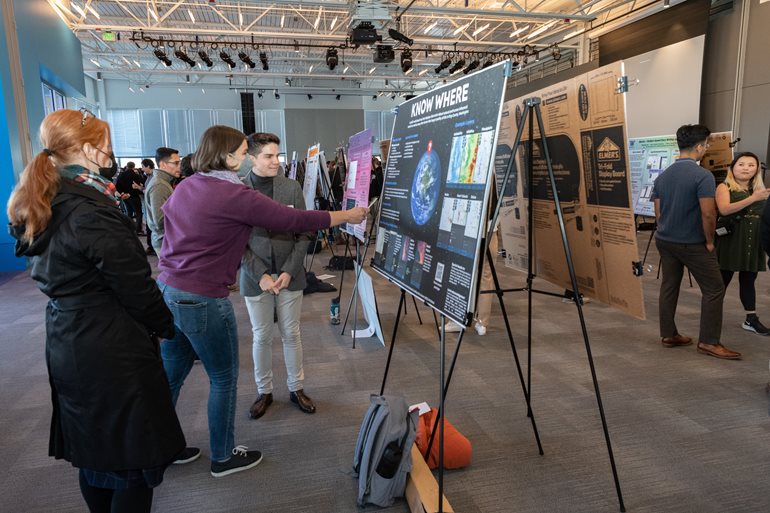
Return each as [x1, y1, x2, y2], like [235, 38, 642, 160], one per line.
[259, 52, 269, 71]
[482, 59, 494, 69]
[663, 0, 670, 7]
[434, 57, 451, 74]
[220, 51, 237, 68]
[153, 48, 172, 66]
[326, 48, 339, 70]
[388, 28, 414, 46]
[449, 58, 466, 74]
[552, 46, 561, 61]
[372, 94, 377, 100]
[198, 50, 214, 67]
[257, 90, 263, 98]
[174, 49, 196, 68]
[307, 94, 313, 100]
[336, 94, 341, 101]
[400, 49, 412, 73]
[463, 59, 479, 74]
[238, 51, 256, 68]
[274, 90, 280, 99]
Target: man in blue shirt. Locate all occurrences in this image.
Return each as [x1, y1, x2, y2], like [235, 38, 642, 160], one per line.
[651, 124, 741, 359]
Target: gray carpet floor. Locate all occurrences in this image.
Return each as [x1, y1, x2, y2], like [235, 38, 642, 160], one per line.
[2, 238, 770, 513]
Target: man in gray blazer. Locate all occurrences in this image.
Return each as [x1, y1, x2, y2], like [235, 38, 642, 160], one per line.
[240, 133, 316, 419]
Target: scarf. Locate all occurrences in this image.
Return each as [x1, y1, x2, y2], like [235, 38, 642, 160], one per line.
[60, 165, 122, 206]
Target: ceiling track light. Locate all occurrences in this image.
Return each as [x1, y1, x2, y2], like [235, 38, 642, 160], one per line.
[388, 28, 414, 46]
[257, 90, 263, 98]
[663, 0, 670, 7]
[336, 94, 341, 101]
[449, 58, 466, 74]
[174, 49, 196, 68]
[482, 59, 494, 69]
[274, 90, 280, 99]
[153, 49, 172, 66]
[463, 59, 480, 74]
[434, 57, 451, 74]
[326, 48, 339, 70]
[552, 45, 561, 61]
[198, 50, 214, 67]
[400, 48, 412, 73]
[220, 51, 237, 68]
[259, 52, 268, 71]
[238, 52, 256, 68]
[307, 94, 313, 100]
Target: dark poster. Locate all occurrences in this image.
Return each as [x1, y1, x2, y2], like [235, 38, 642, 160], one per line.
[372, 61, 509, 325]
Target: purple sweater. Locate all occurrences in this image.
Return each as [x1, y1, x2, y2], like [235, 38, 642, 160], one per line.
[158, 173, 330, 297]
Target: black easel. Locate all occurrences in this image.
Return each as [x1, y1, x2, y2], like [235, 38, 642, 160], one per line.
[480, 97, 625, 511]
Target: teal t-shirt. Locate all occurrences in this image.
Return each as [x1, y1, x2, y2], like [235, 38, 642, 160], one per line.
[651, 158, 716, 244]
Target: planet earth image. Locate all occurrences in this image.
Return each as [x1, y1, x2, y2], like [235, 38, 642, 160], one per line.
[410, 148, 441, 225]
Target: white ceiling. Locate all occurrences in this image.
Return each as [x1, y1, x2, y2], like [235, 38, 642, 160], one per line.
[49, 0, 667, 96]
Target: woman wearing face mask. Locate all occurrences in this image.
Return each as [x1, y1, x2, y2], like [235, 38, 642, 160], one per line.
[157, 125, 367, 478]
[715, 151, 770, 334]
[7, 109, 185, 512]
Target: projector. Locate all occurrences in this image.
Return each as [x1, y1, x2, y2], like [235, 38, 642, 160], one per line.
[351, 22, 382, 44]
[373, 44, 395, 63]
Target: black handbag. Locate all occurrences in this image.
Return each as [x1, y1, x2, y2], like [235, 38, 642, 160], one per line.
[715, 214, 742, 236]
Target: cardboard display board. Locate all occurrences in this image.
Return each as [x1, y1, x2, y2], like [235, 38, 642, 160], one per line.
[498, 62, 646, 319]
[628, 135, 679, 217]
[372, 61, 509, 325]
[700, 131, 733, 184]
[302, 144, 320, 209]
[342, 129, 374, 241]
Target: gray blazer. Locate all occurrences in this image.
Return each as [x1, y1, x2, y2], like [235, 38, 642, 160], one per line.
[240, 174, 311, 296]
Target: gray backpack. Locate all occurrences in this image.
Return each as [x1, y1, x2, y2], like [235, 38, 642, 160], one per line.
[352, 394, 419, 507]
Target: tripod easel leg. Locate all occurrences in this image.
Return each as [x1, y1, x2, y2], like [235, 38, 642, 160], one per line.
[380, 290, 406, 395]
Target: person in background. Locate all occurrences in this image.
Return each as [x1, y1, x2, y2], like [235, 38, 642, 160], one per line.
[116, 161, 145, 235]
[157, 125, 368, 478]
[715, 151, 770, 334]
[144, 148, 181, 256]
[651, 124, 740, 360]
[140, 159, 155, 255]
[179, 153, 195, 180]
[7, 109, 185, 513]
[240, 132, 315, 420]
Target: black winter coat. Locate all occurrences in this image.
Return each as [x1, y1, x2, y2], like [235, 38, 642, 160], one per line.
[10, 177, 185, 471]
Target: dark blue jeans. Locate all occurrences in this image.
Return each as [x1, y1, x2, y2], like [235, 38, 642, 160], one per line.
[158, 281, 238, 462]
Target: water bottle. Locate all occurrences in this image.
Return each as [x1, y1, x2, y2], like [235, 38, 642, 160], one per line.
[330, 297, 340, 325]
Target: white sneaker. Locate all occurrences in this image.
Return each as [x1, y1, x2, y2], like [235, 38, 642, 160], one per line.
[474, 322, 487, 336]
[444, 322, 462, 333]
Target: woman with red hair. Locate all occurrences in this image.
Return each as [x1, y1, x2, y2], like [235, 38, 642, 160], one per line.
[7, 109, 185, 513]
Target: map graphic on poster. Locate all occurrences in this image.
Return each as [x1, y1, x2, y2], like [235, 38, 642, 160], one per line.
[628, 135, 678, 217]
[498, 62, 646, 319]
[372, 61, 509, 325]
[302, 144, 320, 210]
[342, 129, 373, 241]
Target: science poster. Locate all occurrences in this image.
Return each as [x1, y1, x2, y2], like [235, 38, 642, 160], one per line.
[628, 135, 679, 217]
[302, 144, 320, 210]
[342, 129, 373, 241]
[372, 61, 509, 325]
[499, 62, 645, 319]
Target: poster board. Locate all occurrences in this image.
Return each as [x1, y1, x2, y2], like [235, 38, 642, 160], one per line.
[372, 61, 509, 326]
[342, 129, 373, 241]
[352, 262, 385, 345]
[700, 131, 733, 184]
[628, 135, 678, 217]
[498, 62, 646, 319]
[302, 144, 320, 210]
[288, 151, 298, 180]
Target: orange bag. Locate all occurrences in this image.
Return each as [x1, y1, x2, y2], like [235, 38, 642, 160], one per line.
[414, 408, 471, 469]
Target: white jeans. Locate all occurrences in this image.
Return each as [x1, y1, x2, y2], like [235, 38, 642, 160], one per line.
[244, 285, 304, 394]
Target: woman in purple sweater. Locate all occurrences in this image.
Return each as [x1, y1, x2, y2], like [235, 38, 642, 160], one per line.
[157, 125, 367, 478]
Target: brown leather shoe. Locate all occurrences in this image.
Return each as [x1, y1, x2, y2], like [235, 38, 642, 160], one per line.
[249, 393, 273, 419]
[696, 342, 741, 360]
[661, 334, 693, 347]
[290, 390, 316, 414]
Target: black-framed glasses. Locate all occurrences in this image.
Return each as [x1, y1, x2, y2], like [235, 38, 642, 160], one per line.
[79, 107, 96, 128]
[167, 160, 182, 166]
